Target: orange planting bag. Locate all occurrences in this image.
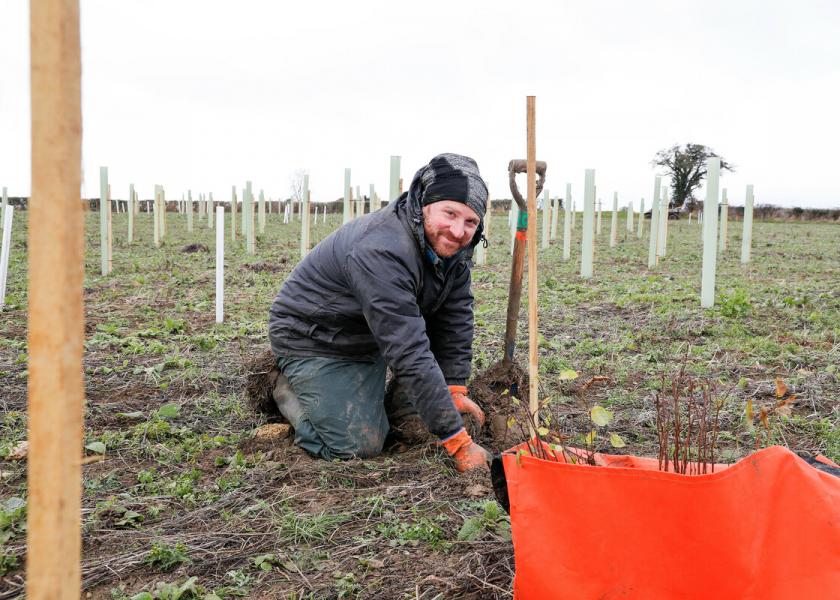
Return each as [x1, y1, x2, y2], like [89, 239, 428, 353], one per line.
[500, 444, 840, 599]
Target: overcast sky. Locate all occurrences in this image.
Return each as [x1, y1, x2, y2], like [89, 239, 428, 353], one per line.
[2, 0, 839, 209]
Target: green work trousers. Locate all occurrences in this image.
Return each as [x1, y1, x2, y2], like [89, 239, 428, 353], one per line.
[276, 355, 392, 460]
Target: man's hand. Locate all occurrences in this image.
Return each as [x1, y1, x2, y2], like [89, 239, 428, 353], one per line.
[448, 385, 485, 427]
[440, 429, 491, 473]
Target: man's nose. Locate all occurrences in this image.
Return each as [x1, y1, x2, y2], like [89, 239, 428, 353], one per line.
[450, 220, 465, 238]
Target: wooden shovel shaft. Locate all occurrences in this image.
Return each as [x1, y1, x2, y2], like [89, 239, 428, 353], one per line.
[503, 216, 527, 367]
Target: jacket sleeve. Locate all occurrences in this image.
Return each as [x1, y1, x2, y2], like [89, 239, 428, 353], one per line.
[425, 262, 473, 386]
[344, 245, 464, 440]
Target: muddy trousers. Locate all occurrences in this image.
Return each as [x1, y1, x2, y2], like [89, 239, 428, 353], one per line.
[275, 356, 392, 460]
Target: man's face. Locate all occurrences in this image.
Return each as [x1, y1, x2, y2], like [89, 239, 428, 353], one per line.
[422, 200, 481, 258]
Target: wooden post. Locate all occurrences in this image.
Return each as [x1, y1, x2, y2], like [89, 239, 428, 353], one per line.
[638, 197, 645, 238]
[719, 188, 729, 252]
[127, 184, 134, 244]
[0, 206, 13, 308]
[99, 166, 109, 275]
[525, 96, 539, 435]
[741, 185, 755, 264]
[700, 158, 721, 308]
[563, 184, 572, 261]
[28, 1, 84, 595]
[215, 206, 224, 323]
[647, 176, 662, 268]
[258, 189, 266, 234]
[300, 175, 310, 258]
[609, 192, 618, 247]
[389, 156, 401, 201]
[580, 170, 596, 278]
[230, 186, 237, 242]
[541, 189, 550, 249]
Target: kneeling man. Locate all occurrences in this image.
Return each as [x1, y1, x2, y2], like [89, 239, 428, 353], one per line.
[268, 153, 491, 472]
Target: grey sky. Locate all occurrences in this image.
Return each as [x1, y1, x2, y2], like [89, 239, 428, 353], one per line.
[2, 0, 839, 208]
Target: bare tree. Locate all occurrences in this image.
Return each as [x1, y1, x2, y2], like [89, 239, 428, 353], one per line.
[652, 144, 734, 210]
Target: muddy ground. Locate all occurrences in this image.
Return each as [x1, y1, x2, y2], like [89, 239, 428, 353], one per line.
[1, 211, 838, 598]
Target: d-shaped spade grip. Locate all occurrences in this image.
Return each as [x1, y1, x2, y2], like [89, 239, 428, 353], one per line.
[508, 159, 547, 211]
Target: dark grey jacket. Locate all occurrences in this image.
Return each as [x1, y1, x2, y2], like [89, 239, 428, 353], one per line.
[268, 191, 482, 440]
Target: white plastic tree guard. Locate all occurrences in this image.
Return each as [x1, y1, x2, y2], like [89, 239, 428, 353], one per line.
[542, 189, 550, 249]
[647, 177, 662, 268]
[389, 156, 401, 202]
[609, 192, 618, 247]
[637, 197, 645, 238]
[700, 158, 721, 308]
[300, 175, 310, 258]
[741, 185, 755, 264]
[719, 187, 729, 252]
[215, 206, 224, 323]
[580, 170, 596, 278]
[99, 166, 110, 275]
[563, 183, 572, 261]
[0, 205, 13, 308]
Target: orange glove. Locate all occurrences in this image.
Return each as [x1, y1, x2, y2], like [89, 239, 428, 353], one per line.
[448, 385, 485, 427]
[440, 429, 491, 473]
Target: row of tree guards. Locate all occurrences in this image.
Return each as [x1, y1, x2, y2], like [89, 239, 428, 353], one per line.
[91, 157, 406, 278]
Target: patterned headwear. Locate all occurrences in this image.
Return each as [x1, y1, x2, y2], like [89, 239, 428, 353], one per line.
[410, 153, 488, 221]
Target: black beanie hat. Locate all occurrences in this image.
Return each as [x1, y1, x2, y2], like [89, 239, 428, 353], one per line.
[410, 153, 488, 220]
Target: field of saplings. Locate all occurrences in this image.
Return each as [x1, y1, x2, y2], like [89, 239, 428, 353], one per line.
[1, 207, 838, 598]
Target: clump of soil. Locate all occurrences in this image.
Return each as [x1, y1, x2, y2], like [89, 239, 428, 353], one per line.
[244, 259, 286, 272]
[244, 349, 282, 418]
[181, 243, 209, 253]
[469, 360, 530, 452]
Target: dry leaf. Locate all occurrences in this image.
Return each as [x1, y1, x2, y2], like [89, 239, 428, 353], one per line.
[759, 407, 770, 430]
[745, 399, 754, 421]
[6, 441, 28, 461]
[558, 369, 579, 381]
[774, 377, 788, 398]
[580, 376, 610, 391]
[775, 395, 796, 417]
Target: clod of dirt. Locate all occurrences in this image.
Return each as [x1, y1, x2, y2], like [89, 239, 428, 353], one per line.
[469, 360, 530, 452]
[244, 259, 286, 272]
[254, 423, 292, 440]
[244, 349, 283, 418]
[181, 243, 209, 253]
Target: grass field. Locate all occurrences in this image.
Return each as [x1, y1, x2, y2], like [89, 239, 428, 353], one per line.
[1, 207, 838, 598]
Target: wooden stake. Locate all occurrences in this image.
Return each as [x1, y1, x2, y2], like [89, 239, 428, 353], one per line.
[28, 0, 84, 595]
[526, 96, 539, 435]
